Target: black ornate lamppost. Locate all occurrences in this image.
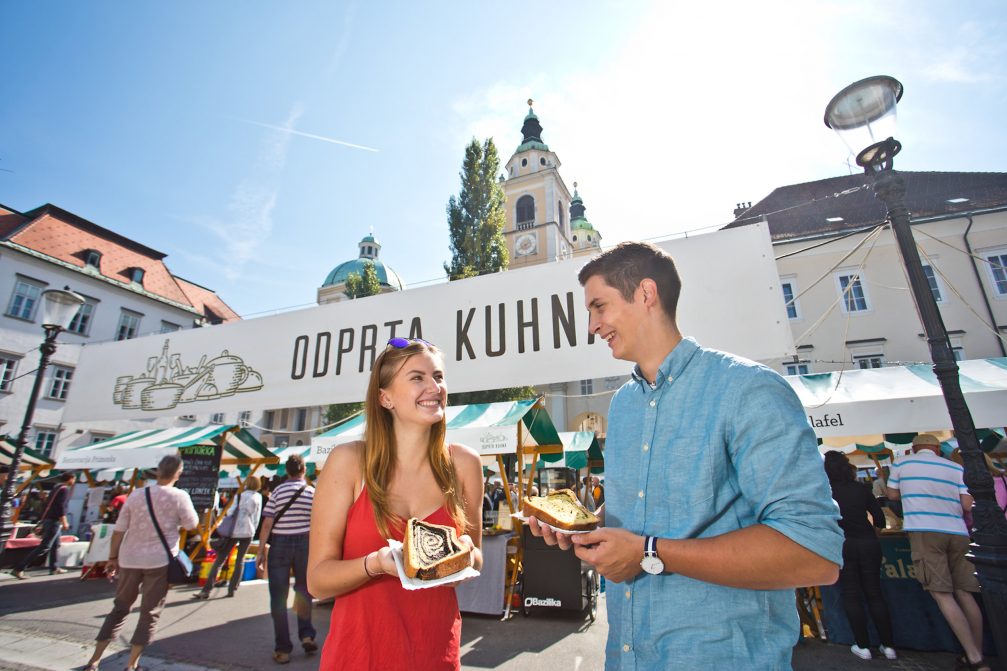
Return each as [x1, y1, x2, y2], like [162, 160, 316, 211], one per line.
[824, 75, 1007, 657]
[0, 288, 85, 546]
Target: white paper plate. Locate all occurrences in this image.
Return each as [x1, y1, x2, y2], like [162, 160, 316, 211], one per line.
[386, 539, 480, 590]
[510, 512, 597, 535]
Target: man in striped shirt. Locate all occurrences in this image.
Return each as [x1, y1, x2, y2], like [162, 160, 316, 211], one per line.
[887, 434, 987, 669]
[257, 455, 316, 665]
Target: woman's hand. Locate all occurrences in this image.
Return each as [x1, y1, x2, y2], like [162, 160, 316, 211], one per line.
[373, 547, 396, 576]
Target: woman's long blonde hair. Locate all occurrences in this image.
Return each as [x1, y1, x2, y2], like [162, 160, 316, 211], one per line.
[363, 340, 466, 538]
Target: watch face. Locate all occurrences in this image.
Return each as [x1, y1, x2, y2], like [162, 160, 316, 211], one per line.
[641, 555, 664, 575]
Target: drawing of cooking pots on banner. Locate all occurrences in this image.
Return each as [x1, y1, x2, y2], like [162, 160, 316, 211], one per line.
[141, 382, 185, 410]
[121, 377, 155, 409]
[182, 352, 264, 401]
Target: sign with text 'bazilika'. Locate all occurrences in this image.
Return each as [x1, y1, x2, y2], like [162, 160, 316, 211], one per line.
[63, 224, 792, 421]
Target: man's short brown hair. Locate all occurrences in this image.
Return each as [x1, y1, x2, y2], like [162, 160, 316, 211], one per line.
[286, 454, 306, 477]
[577, 241, 682, 321]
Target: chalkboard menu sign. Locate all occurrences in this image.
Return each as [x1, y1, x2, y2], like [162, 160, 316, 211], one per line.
[176, 443, 223, 513]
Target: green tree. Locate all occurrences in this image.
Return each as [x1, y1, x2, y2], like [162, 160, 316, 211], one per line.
[323, 401, 364, 429]
[443, 138, 533, 405]
[343, 260, 382, 300]
[444, 138, 509, 280]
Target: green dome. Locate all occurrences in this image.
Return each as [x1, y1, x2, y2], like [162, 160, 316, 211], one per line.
[322, 258, 404, 290]
[321, 234, 404, 291]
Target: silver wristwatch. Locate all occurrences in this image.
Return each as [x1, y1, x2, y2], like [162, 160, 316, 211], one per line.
[640, 535, 665, 575]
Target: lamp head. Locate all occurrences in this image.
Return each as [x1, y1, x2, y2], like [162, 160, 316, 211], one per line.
[825, 76, 903, 172]
[40, 288, 86, 332]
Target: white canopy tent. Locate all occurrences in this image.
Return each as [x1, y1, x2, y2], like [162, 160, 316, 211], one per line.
[789, 358, 1007, 439]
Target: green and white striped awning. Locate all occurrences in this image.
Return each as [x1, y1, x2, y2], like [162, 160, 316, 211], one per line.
[789, 358, 1007, 438]
[538, 431, 604, 473]
[55, 425, 275, 470]
[311, 399, 562, 465]
[0, 437, 55, 470]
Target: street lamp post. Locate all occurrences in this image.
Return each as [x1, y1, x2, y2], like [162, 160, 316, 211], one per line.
[0, 288, 85, 547]
[825, 75, 1007, 658]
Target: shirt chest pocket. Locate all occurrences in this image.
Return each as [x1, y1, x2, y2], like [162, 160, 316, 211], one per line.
[650, 434, 720, 508]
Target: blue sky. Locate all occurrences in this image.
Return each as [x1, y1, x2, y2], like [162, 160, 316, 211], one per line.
[2, 1, 1005, 318]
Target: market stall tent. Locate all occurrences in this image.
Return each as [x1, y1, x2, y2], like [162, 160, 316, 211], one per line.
[1, 436, 57, 523]
[787, 358, 1007, 438]
[538, 431, 604, 473]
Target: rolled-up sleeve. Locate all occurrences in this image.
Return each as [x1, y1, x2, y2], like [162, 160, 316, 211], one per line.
[177, 491, 200, 530]
[727, 369, 843, 565]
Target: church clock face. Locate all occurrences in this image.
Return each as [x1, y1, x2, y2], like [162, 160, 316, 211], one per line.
[515, 232, 538, 257]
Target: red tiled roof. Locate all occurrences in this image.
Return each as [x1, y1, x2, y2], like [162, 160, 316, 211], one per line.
[2, 204, 239, 321]
[174, 276, 241, 323]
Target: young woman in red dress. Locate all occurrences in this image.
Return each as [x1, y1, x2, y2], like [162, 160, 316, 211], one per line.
[308, 338, 484, 671]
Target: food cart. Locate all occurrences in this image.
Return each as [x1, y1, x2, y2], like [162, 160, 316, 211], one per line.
[312, 398, 598, 619]
[786, 359, 1007, 652]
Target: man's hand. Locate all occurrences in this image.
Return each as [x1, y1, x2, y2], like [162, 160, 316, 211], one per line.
[572, 527, 645, 583]
[526, 516, 575, 550]
[256, 549, 267, 573]
[105, 558, 119, 579]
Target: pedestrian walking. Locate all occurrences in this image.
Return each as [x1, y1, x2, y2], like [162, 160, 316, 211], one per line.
[193, 475, 262, 599]
[256, 455, 317, 664]
[81, 455, 199, 671]
[11, 471, 76, 578]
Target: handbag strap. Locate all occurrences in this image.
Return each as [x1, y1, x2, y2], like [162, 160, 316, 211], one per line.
[271, 485, 306, 530]
[1000, 474, 1007, 514]
[39, 485, 64, 520]
[145, 487, 174, 562]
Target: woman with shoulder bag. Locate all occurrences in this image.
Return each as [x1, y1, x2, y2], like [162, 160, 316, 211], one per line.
[193, 475, 263, 599]
[81, 455, 199, 671]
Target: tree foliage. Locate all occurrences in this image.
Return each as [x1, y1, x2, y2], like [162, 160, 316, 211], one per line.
[323, 401, 365, 429]
[448, 386, 539, 408]
[444, 138, 508, 281]
[343, 260, 382, 300]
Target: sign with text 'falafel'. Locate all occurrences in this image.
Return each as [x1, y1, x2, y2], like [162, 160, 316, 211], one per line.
[63, 223, 792, 420]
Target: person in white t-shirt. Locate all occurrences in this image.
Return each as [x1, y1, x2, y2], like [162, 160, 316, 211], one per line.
[82, 455, 199, 671]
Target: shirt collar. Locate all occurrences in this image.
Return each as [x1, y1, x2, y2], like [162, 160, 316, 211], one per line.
[630, 336, 701, 390]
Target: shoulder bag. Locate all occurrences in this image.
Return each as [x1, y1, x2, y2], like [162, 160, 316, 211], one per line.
[216, 495, 241, 538]
[145, 487, 194, 584]
[31, 485, 64, 536]
[267, 485, 306, 543]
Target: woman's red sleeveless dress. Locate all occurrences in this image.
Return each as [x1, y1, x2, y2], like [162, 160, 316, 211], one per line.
[319, 488, 462, 670]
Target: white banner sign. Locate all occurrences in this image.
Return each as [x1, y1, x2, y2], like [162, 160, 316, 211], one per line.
[63, 224, 792, 421]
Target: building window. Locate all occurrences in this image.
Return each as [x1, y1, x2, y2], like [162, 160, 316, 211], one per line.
[67, 300, 96, 336]
[160, 321, 181, 333]
[516, 195, 535, 225]
[985, 249, 1007, 296]
[274, 435, 289, 448]
[278, 409, 288, 429]
[521, 158, 527, 168]
[558, 201, 564, 229]
[540, 157, 546, 166]
[84, 250, 102, 269]
[179, 414, 196, 421]
[837, 272, 870, 312]
[854, 354, 884, 369]
[34, 428, 58, 457]
[295, 408, 307, 432]
[48, 366, 73, 400]
[0, 354, 20, 392]
[238, 410, 252, 427]
[263, 410, 275, 430]
[785, 362, 810, 376]
[89, 432, 114, 443]
[6, 278, 45, 321]
[116, 310, 142, 340]
[781, 279, 799, 319]
[922, 265, 943, 302]
[579, 379, 594, 395]
[210, 412, 225, 424]
[129, 268, 145, 285]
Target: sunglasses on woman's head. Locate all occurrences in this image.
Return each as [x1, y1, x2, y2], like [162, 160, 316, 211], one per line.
[386, 337, 435, 349]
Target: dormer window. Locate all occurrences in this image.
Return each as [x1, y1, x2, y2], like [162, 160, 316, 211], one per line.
[129, 268, 145, 285]
[84, 250, 102, 269]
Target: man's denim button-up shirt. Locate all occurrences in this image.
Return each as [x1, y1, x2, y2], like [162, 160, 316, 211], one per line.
[604, 337, 842, 670]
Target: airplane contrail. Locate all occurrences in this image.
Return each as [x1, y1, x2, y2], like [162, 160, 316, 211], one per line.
[236, 117, 379, 153]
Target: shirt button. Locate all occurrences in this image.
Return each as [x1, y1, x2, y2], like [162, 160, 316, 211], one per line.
[623, 644, 632, 653]
[624, 589, 631, 599]
[668, 375, 674, 382]
[638, 490, 644, 498]
[649, 400, 656, 407]
[643, 443, 649, 451]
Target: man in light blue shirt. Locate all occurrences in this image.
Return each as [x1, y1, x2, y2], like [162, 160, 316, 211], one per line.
[530, 242, 843, 669]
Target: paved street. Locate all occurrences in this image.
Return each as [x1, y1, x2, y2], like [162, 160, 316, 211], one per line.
[0, 570, 995, 670]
